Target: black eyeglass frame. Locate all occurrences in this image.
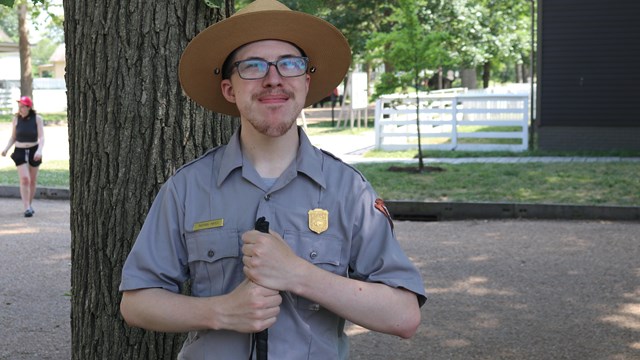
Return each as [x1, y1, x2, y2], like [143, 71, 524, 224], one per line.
[232, 56, 310, 80]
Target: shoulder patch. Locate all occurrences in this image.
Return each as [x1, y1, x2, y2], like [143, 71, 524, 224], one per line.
[374, 198, 394, 230]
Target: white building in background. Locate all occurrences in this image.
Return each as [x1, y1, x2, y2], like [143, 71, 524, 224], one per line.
[38, 43, 65, 79]
[0, 31, 66, 115]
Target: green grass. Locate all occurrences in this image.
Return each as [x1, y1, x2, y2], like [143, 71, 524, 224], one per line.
[303, 119, 374, 136]
[0, 112, 68, 123]
[365, 148, 640, 159]
[1, 159, 638, 206]
[355, 162, 640, 206]
[0, 160, 69, 188]
[1, 119, 638, 206]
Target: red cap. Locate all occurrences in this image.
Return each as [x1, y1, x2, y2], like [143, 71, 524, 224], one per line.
[17, 96, 33, 108]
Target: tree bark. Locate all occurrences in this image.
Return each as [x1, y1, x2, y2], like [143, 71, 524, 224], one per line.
[460, 68, 477, 89]
[482, 61, 491, 88]
[64, 1, 239, 358]
[17, 3, 32, 97]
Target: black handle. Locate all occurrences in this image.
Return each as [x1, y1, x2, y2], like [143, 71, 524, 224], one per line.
[255, 216, 269, 234]
[254, 217, 269, 360]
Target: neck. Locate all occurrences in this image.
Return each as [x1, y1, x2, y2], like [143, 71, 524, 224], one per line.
[240, 123, 299, 178]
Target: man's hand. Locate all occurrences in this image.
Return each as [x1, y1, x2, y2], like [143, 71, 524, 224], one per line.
[241, 229, 303, 292]
[120, 280, 281, 334]
[217, 278, 282, 333]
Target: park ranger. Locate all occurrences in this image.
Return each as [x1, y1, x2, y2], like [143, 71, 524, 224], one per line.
[119, 0, 426, 358]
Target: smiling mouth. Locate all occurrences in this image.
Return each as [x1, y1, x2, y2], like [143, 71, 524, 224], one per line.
[257, 91, 292, 104]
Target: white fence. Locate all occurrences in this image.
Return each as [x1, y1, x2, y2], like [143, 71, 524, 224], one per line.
[374, 92, 529, 152]
[0, 79, 67, 114]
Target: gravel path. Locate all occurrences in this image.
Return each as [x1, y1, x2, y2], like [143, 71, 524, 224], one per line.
[1, 198, 639, 359]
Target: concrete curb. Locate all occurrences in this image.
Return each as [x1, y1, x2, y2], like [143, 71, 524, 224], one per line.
[386, 201, 640, 221]
[1, 185, 638, 221]
[0, 185, 70, 200]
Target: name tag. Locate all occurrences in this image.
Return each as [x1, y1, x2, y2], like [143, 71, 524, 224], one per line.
[193, 219, 224, 231]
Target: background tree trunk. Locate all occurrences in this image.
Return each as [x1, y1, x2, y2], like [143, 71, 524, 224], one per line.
[460, 68, 477, 89]
[482, 61, 491, 88]
[64, 1, 239, 358]
[17, 3, 32, 97]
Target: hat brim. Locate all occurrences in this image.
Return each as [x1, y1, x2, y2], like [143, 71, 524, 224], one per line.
[179, 10, 351, 117]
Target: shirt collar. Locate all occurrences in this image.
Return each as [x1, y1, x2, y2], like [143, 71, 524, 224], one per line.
[216, 126, 327, 189]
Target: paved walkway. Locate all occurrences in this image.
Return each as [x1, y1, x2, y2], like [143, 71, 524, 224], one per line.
[1, 197, 639, 359]
[309, 132, 640, 164]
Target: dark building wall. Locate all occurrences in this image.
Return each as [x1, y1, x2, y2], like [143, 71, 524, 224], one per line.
[537, 0, 640, 150]
[538, 127, 640, 151]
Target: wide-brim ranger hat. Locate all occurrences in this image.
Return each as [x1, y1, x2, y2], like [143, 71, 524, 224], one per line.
[179, 0, 351, 117]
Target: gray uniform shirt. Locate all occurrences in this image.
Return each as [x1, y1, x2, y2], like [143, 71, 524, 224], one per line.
[120, 127, 426, 359]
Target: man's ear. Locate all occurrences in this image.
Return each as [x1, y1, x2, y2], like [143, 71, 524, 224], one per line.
[221, 79, 236, 104]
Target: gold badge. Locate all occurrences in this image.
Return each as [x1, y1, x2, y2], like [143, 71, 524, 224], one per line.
[308, 208, 329, 234]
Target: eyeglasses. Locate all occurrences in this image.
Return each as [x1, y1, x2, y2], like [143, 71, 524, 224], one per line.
[233, 56, 309, 80]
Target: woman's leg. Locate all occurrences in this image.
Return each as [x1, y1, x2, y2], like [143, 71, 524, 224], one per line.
[28, 165, 39, 209]
[17, 164, 31, 211]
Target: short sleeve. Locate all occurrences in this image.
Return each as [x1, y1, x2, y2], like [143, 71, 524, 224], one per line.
[348, 184, 427, 307]
[119, 178, 190, 293]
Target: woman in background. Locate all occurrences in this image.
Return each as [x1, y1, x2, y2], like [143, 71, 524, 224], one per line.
[1, 96, 45, 217]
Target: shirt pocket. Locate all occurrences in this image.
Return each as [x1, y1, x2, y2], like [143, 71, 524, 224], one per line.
[283, 230, 347, 314]
[185, 228, 241, 297]
[283, 230, 345, 274]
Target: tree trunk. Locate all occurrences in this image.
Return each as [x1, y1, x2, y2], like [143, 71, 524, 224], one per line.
[482, 61, 491, 88]
[460, 68, 477, 89]
[64, 1, 239, 358]
[17, 3, 32, 97]
[516, 63, 524, 83]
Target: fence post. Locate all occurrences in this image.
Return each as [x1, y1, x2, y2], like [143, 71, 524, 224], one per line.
[451, 96, 458, 150]
[522, 96, 529, 151]
[374, 98, 383, 150]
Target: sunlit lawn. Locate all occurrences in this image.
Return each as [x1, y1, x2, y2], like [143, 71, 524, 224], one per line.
[355, 161, 640, 206]
[0, 160, 69, 188]
[1, 119, 638, 206]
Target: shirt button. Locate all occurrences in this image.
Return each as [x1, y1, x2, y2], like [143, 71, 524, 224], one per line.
[264, 194, 271, 201]
[207, 250, 215, 258]
[309, 251, 318, 259]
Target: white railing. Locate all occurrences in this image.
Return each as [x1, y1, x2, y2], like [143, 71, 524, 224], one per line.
[0, 80, 68, 114]
[374, 93, 529, 152]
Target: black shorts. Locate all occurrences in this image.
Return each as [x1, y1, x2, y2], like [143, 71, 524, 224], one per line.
[10, 145, 42, 167]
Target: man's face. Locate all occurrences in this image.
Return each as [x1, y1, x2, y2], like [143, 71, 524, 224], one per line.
[221, 40, 310, 137]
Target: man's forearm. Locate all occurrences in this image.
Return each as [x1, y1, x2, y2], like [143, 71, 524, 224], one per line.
[289, 263, 421, 338]
[120, 288, 215, 333]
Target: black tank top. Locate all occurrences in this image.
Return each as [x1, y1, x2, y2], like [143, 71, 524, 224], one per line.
[15, 113, 38, 142]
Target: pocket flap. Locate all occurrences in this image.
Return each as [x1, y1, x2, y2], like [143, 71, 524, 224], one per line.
[186, 229, 239, 263]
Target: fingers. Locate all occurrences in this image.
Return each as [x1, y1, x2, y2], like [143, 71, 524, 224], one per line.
[225, 279, 281, 333]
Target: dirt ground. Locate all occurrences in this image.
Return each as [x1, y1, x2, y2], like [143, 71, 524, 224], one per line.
[1, 197, 639, 359]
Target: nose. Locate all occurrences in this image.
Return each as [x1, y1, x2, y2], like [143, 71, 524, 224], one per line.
[262, 63, 283, 85]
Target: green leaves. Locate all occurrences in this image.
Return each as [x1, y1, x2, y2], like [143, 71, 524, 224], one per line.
[0, 0, 15, 7]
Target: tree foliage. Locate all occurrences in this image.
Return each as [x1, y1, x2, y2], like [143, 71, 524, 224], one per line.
[264, 0, 533, 92]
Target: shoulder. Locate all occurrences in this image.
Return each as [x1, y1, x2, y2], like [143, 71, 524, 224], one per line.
[319, 148, 367, 183]
[173, 145, 224, 177]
